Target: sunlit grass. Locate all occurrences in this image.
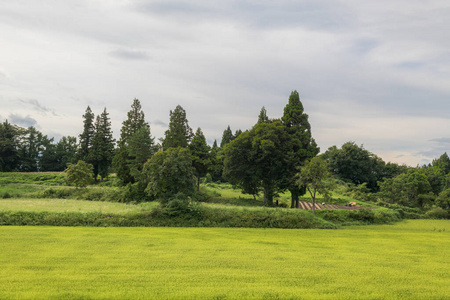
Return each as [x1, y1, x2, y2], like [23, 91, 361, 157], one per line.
[0, 220, 448, 299]
[0, 198, 158, 215]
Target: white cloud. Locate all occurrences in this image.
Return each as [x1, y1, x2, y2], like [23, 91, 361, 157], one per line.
[0, 0, 449, 166]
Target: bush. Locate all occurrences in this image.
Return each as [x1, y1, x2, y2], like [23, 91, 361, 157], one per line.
[425, 208, 449, 219]
[65, 161, 94, 188]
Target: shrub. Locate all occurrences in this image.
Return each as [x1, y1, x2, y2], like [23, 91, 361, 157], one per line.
[425, 208, 449, 219]
[65, 161, 94, 188]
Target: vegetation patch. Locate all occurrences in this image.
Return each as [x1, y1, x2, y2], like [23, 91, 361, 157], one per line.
[0, 220, 448, 299]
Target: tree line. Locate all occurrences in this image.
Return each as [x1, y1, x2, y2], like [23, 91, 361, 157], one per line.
[1, 91, 449, 212]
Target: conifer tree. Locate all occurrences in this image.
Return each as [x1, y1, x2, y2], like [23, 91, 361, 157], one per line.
[282, 90, 319, 208]
[220, 125, 234, 148]
[90, 108, 115, 180]
[113, 98, 154, 184]
[162, 105, 193, 150]
[257, 106, 269, 124]
[189, 128, 211, 190]
[77, 106, 95, 162]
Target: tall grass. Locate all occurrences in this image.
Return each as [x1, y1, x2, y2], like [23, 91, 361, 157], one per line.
[0, 220, 448, 299]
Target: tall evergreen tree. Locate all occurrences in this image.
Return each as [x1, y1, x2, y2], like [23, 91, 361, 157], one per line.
[0, 120, 20, 171]
[77, 106, 95, 162]
[282, 90, 320, 208]
[220, 125, 234, 148]
[90, 109, 115, 180]
[162, 105, 193, 150]
[189, 128, 211, 190]
[127, 125, 157, 179]
[113, 99, 153, 184]
[257, 106, 269, 124]
[120, 98, 147, 143]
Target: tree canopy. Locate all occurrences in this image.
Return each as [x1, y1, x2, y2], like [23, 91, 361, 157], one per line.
[162, 105, 193, 150]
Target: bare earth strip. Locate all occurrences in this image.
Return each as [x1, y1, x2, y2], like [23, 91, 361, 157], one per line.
[297, 201, 371, 210]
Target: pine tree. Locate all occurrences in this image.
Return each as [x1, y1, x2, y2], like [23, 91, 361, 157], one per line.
[113, 99, 153, 184]
[282, 90, 320, 208]
[257, 106, 269, 124]
[77, 106, 95, 162]
[220, 125, 234, 148]
[189, 128, 211, 190]
[120, 98, 147, 144]
[162, 105, 193, 150]
[90, 108, 115, 180]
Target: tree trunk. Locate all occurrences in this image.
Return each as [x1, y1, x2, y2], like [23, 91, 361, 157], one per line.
[290, 189, 301, 209]
[263, 183, 273, 206]
[197, 175, 200, 191]
[312, 190, 316, 214]
[263, 185, 268, 206]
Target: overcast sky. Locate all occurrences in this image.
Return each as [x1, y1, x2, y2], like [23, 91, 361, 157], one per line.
[1, 0, 449, 166]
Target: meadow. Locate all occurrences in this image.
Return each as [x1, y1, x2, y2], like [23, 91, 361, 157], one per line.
[0, 220, 448, 299]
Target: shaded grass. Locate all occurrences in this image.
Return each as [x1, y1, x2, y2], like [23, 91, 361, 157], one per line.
[0, 220, 448, 299]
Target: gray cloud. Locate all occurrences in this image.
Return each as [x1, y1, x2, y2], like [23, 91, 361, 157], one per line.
[110, 49, 150, 60]
[8, 114, 37, 127]
[151, 120, 167, 127]
[1, 0, 449, 166]
[137, 0, 353, 31]
[430, 138, 450, 144]
[17, 99, 58, 116]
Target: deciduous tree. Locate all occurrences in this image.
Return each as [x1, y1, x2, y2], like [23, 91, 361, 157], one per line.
[143, 147, 196, 199]
[224, 121, 291, 206]
[298, 156, 330, 214]
[65, 160, 94, 188]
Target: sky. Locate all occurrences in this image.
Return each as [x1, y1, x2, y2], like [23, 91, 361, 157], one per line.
[1, 0, 449, 166]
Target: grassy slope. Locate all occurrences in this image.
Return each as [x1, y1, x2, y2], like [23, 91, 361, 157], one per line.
[0, 220, 448, 299]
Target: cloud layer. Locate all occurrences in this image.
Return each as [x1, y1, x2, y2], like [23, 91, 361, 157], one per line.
[0, 0, 449, 166]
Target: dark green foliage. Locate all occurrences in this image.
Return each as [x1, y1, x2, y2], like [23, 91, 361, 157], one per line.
[220, 125, 234, 148]
[324, 142, 385, 191]
[77, 106, 95, 162]
[65, 161, 94, 188]
[112, 146, 133, 184]
[119, 98, 147, 142]
[90, 109, 115, 180]
[0, 120, 20, 171]
[40, 136, 78, 171]
[189, 128, 211, 190]
[282, 90, 320, 208]
[257, 106, 269, 124]
[316, 208, 400, 225]
[432, 152, 450, 174]
[378, 169, 434, 208]
[143, 147, 196, 199]
[127, 126, 157, 178]
[436, 188, 450, 209]
[162, 105, 193, 150]
[224, 121, 291, 206]
[113, 99, 154, 184]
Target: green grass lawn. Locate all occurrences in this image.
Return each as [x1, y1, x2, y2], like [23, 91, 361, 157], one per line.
[0, 198, 158, 214]
[0, 220, 448, 299]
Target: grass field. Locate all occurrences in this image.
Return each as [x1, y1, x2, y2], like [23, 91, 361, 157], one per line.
[0, 198, 158, 214]
[0, 220, 448, 299]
